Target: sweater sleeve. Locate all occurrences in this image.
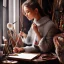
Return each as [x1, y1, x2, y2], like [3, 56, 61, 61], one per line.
[38, 26, 60, 53]
[22, 27, 34, 45]
[22, 26, 58, 53]
[22, 46, 38, 52]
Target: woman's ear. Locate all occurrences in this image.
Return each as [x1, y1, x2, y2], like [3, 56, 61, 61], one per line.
[35, 8, 38, 13]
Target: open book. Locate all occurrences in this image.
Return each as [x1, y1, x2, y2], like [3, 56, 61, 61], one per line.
[8, 53, 40, 60]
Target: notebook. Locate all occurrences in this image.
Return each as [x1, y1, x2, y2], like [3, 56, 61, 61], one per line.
[8, 53, 40, 60]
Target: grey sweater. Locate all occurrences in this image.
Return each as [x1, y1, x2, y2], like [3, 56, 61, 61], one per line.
[22, 16, 60, 53]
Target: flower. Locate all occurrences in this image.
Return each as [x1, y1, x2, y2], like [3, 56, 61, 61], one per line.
[7, 23, 14, 30]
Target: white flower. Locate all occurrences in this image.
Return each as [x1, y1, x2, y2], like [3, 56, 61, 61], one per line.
[7, 23, 14, 30]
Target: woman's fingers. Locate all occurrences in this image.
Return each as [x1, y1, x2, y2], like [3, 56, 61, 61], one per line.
[32, 23, 38, 32]
[13, 47, 19, 53]
[13, 47, 24, 53]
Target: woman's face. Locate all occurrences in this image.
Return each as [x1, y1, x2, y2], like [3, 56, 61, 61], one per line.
[23, 6, 37, 20]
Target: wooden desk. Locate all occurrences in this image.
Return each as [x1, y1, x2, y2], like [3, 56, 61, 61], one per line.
[7, 53, 61, 64]
[0, 55, 18, 64]
[33, 53, 61, 64]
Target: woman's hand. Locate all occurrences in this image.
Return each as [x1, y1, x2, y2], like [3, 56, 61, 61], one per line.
[32, 23, 38, 33]
[19, 31, 27, 38]
[32, 23, 41, 41]
[13, 47, 25, 53]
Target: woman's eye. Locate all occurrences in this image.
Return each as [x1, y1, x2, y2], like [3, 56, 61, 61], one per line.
[24, 11, 30, 15]
[26, 11, 29, 13]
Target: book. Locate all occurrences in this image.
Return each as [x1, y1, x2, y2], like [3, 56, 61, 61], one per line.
[8, 53, 40, 60]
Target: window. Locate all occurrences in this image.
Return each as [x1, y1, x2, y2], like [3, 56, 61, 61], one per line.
[9, 0, 19, 34]
[3, 0, 19, 40]
[3, 0, 8, 38]
[0, 0, 3, 44]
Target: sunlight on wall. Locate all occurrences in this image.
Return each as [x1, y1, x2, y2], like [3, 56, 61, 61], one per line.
[13, 0, 15, 29]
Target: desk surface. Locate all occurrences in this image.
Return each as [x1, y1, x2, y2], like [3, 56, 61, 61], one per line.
[33, 53, 57, 62]
[6, 53, 61, 64]
[0, 53, 61, 64]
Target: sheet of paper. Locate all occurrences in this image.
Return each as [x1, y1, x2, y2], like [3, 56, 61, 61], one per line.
[8, 53, 40, 60]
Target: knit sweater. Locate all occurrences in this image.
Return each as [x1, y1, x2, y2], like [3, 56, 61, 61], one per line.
[22, 16, 60, 53]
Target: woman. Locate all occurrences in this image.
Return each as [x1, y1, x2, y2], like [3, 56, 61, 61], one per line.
[13, 0, 60, 53]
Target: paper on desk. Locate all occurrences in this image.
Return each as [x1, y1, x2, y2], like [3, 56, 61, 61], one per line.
[8, 53, 40, 60]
